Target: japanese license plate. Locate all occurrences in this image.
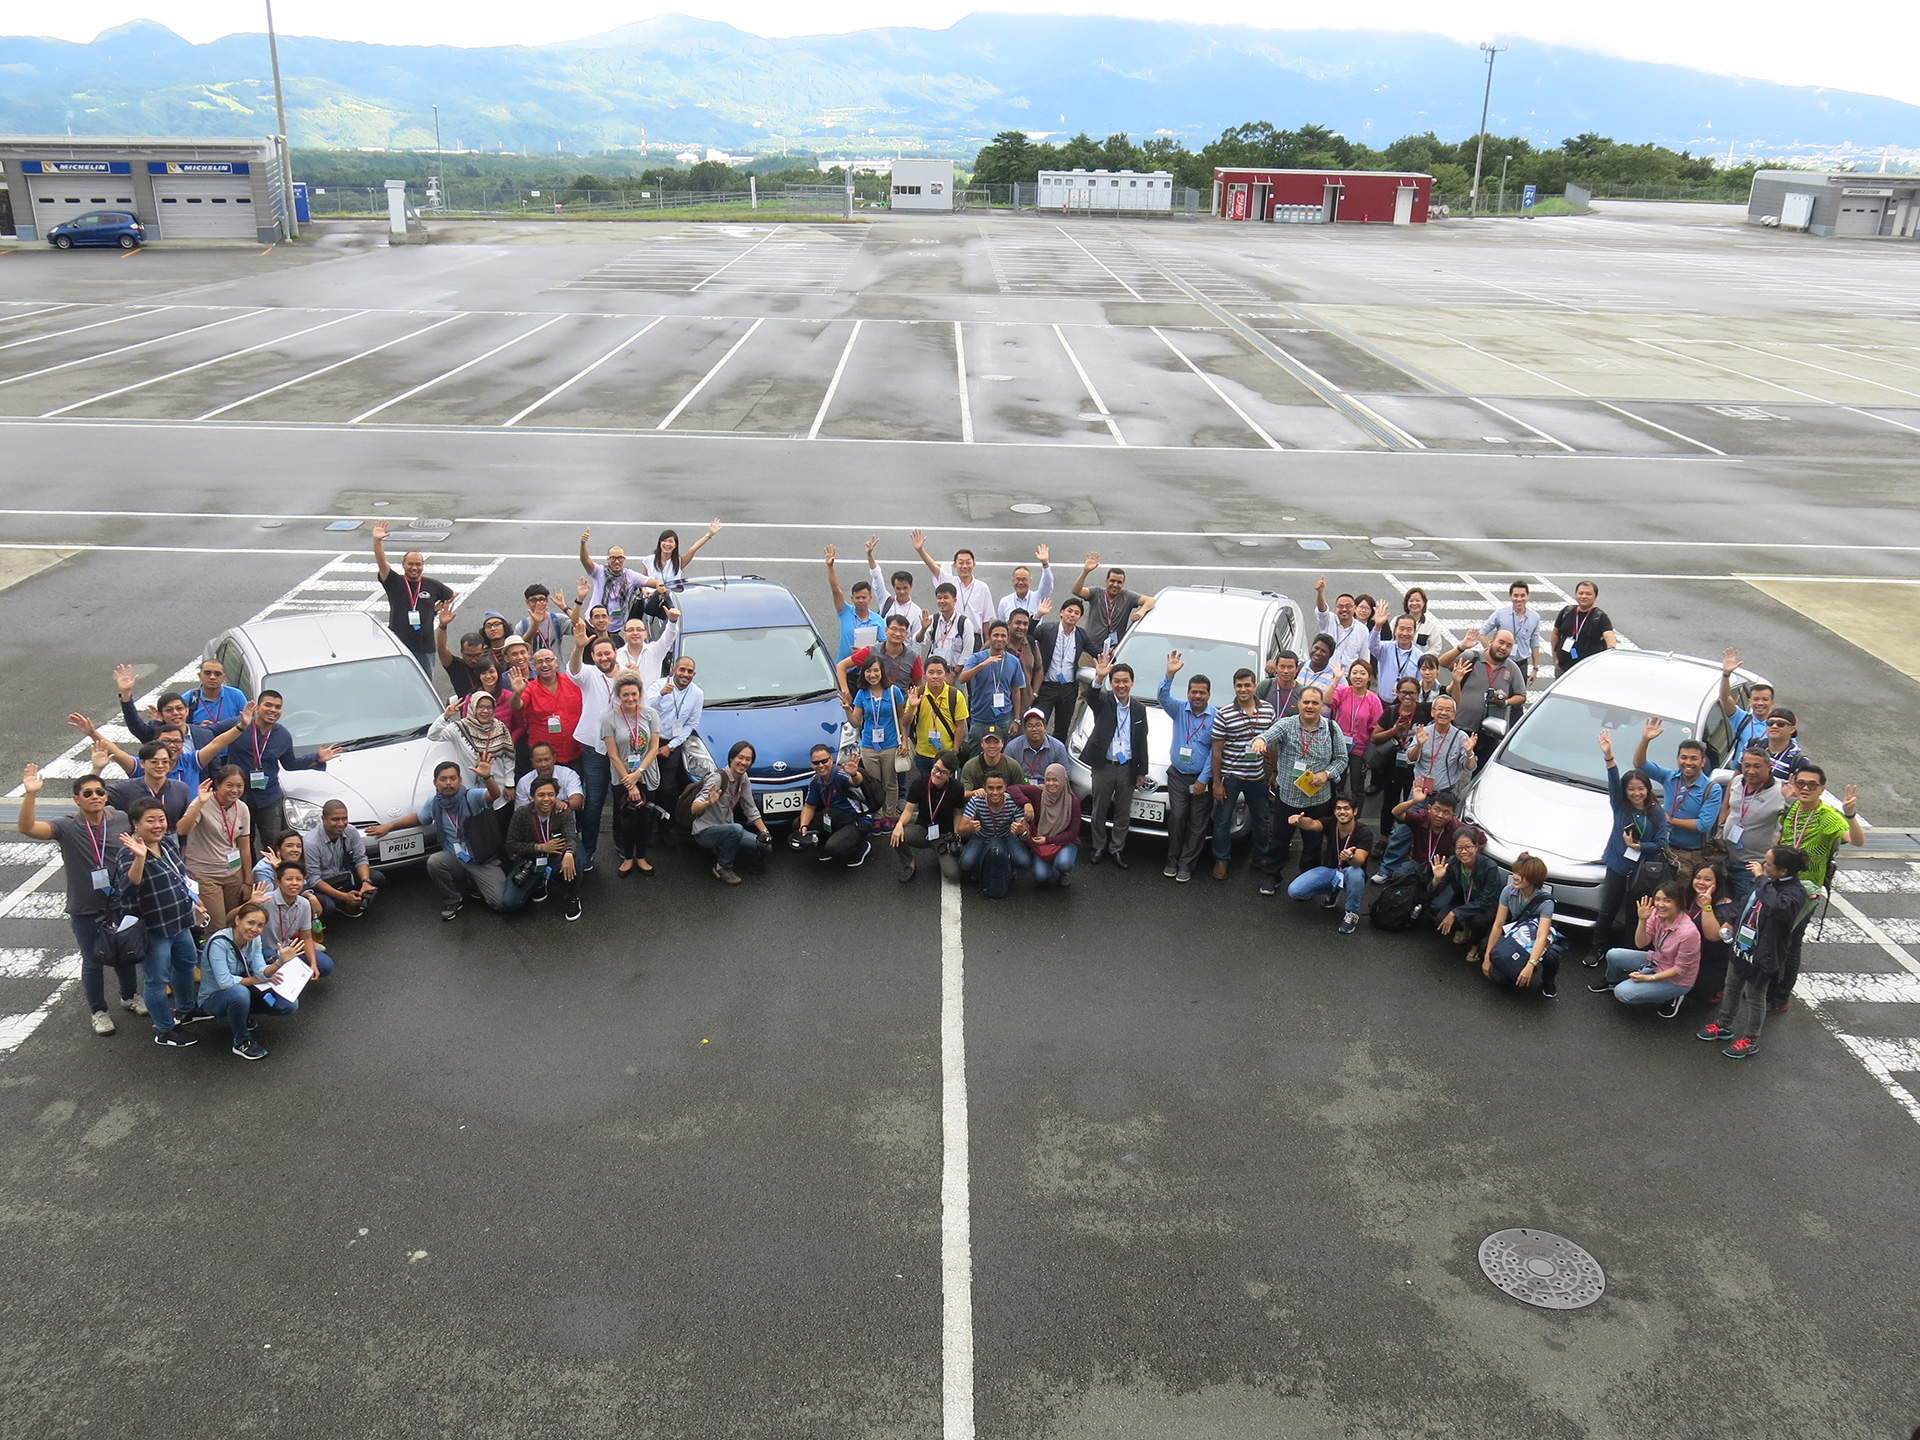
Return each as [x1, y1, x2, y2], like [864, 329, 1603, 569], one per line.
[380, 832, 423, 862]
[759, 788, 804, 815]
[1129, 796, 1165, 824]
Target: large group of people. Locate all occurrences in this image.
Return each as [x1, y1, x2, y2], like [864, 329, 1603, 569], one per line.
[23, 520, 1865, 1067]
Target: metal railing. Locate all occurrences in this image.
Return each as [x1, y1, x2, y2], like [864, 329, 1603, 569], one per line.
[303, 183, 858, 219]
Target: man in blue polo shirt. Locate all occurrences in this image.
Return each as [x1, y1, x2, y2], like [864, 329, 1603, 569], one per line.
[957, 620, 1028, 749]
[1157, 650, 1216, 883]
[182, 656, 249, 748]
[1633, 716, 1724, 880]
[227, 689, 342, 841]
[370, 759, 504, 921]
[824, 544, 881, 661]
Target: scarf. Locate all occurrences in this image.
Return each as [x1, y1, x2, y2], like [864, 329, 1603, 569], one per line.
[1034, 764, 1074, 840]
[457, 695, 513, 768]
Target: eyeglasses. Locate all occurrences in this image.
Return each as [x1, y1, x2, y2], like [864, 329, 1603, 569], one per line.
[1765, 719, 1792, 728]
[811, 758, 833, 767]
[77, 788, 107, 799]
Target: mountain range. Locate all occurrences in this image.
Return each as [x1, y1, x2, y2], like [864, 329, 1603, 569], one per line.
[2, 14, 1914, 158]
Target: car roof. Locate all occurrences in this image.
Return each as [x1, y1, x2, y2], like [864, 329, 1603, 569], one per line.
[1131, 586, 1288, 643]
[227, 612, 414, 672]
[1543, 649, 1765, 717]
[675, 576, 811, 633]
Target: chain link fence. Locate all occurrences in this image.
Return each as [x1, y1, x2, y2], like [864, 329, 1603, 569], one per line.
[305, 182, 859, 220]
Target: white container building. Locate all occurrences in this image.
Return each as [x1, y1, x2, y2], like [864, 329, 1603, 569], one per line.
[1036, 169, 1175, 212]
[888, 159, 954, 211]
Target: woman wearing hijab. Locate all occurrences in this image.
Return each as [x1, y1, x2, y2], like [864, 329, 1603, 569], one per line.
[1011, 763, 1082, 887]
[430, 691, 516, 791]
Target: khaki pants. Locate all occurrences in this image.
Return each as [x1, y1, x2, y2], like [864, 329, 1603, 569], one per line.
[190, 871, 253, 936]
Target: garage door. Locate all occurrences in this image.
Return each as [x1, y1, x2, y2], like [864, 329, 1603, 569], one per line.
[152, 175, 256, 238]
[28, 177, 138, 228]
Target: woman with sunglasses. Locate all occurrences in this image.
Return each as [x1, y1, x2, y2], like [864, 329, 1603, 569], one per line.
[17, 764, 139, 1036]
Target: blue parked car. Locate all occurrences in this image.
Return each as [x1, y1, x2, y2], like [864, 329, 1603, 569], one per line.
[48, 210, 146, 250]
[672, 576, 851, 824]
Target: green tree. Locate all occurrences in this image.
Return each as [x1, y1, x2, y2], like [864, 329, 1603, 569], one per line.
[686, 160, 738, 191]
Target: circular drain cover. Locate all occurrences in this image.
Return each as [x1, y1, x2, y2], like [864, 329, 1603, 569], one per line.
[1370, 536, 1413, 549]
[409, 517, 452, 532]
[1479, 1230, 1604, 1309]
[1009, 502, 1052, 515]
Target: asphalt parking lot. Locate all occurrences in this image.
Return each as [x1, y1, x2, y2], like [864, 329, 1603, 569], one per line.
[0, 204, 1916, 1439]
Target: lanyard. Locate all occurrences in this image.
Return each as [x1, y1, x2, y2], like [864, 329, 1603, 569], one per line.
[216, 801, 242, 849]
[249, 723, 273, 768]
[926, 784, 951, 823]
[1423, 728, 1450, 779]
[1786, 802, 1816, 849]
[1298, 723, 1319, 763]
[1180, 709, 1208, 750]
[82, 818, 107, 867]
[1052, 627, 1075, 676]
[536, 814, 553, 845]
[1275, 684, 1298, 716]
[1387, 647, 1415, 680]
[658, 684, 688, 730]
[199, 690, 235, 725]
[623, 710, 647, 751]
[403, 576, 423, 611]
[1099, 591, 1122, 630]
[1332, 821, 1354, 857]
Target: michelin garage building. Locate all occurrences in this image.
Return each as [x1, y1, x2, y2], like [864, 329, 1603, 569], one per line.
[0, 135, 292, 243]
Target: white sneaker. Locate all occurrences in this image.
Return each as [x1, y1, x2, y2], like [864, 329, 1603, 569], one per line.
[120, 995, 148, 1016]
[90, 1010, 116, 1036]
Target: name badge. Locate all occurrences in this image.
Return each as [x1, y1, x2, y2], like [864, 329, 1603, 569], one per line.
[627, 753, 643, 770]
[547, 715, 561, 733]
[1560, 635, 1576, 655]
[453, 841, 472, 863]
[90, 867, 110, 891]
[871, 727, 886, 746]
[854, 625, 878, 648]
[249, 770, 268, 789]
[926, 823, 940, 841]
[1178, 745, 1194, 762]
[183, 875, 201, 900]
[226, 848, 242, 872]
[993, 691, 1007, 711]
[1736, 918, 1758, 949]
[1624, 845, 1642, 863]
[1725, 823, 1744, 848]
[409, 609, 423, 629]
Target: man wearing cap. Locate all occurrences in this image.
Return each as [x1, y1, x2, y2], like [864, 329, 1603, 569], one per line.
[1759, 706, 1804, 781]
[1005, 708, 1068, 783]
[499, 633, 536, 765]
[959, 730, 1026, 797]
[372, 520, 454, 674]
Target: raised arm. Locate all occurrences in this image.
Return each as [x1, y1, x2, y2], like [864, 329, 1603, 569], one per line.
[69, 714, 135, 775]
[824, 545, 846, 611]
[681, 518, 722, 566]
[435, 600, 458, 667]
[372, 519, 393, 581]
[1718, 647, 1740, 718]
[909, 528, 942, 581]
[15, 766, 55, 841]
[1070, 552, 1099, 599]
[579, 528, 597, 577]
[1632, 717, 1660, 771]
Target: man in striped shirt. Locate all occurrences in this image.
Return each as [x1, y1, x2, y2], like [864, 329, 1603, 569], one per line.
[1208, 668, 1274, 882]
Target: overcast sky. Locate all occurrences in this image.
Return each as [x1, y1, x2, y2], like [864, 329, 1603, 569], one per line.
[18, 2, 1920, 108]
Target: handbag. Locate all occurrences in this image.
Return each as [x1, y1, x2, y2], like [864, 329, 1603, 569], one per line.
[890, 690, 913, 774]
[91, 898, 148, 970]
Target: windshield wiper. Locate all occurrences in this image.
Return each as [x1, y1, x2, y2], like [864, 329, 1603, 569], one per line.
[336, 725, 431, 751]
[726, 689, 837, 708]
[1501, 755, 1607, 792]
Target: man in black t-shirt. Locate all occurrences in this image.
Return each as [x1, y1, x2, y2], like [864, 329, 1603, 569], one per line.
[893, 750, 966, 883]
[17, 765, 138, 1034]
[1551, 581, 1616, 675]
[372, 520, 455, 671]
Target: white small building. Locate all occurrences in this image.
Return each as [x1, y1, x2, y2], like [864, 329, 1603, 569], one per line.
[1037, 168, 1175, 212]
[888, 158, 953, 211]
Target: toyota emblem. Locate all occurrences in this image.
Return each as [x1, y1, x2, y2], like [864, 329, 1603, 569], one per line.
[771, 760, 789, 773]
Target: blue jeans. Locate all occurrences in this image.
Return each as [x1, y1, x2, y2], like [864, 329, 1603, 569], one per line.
[142, 928, 198, 1030]
[960, 834, 1031, 876]
[696, 823, 748, 869]
[1604, 948, 1689, 1006]
[502, 863, 580, 911]
[200, 981, 253, 1044]
[576, 749, 611, 865]
[1212, 774, 1273, 864]
[1030, 843, 1077, 885]
[70, 913, 138, 1013]
[1288, 864, 1366, 913]
[1379, 822, 1417, 878]
[250, 951, 331, 1017]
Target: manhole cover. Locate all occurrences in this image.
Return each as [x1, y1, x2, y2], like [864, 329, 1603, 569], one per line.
[1478, 1230, 1604, 1310]
[1371, 536, 1413, 549]
[1297, 539, 1330, 552]
[409, 518, 453, 532]
[324, 520, 363, 532]
[1009, 502, 1052, 515]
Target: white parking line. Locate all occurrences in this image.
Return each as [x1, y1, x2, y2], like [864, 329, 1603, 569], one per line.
[503, 316, 664, 428]
[808, 319, 862, 441]
[0, 304, 81, 329]
[1148, 327, 1281, 450]
[1441, 335, 1586, 396]
[1593, 401, 1728, 456]
[1849, 408, 1920, 437]
[40, 311, 368, 417]
[1051, 323, 1124, 445]
[687, 225, 787, 292]
[939, 878, 976, 1440]
[1629, 338, 1828, 404]
[1469, 396, 1575, 451]
[0, 310, 265, 391]
[0, 307, 153, 355]
[954, 322, 974, 445]
[655, 318, 764, 430]
[1724, 341, 1920, 401]
[1052, 226, 1144, 302]
[349, 315, 567, 425]
[197, 314, 466, 420]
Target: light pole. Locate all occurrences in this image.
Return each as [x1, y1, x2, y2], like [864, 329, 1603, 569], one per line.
[1496, 154, 1512, 214]
[1467, 40, 1506, 218]
[432, 103, 442, 211]
[264, 0, 298, 239]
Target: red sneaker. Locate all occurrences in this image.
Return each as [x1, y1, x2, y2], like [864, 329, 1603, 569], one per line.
[1722, 1037, 1759, 1059]
[1767, 1001, 1790, 1015]
[1694, 1023, 1730, 1042]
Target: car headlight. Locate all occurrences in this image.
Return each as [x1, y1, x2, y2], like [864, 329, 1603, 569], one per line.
[282, 797, 322, 832]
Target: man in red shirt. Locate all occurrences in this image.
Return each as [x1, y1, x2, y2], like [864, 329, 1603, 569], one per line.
[511, 648, 585, 767]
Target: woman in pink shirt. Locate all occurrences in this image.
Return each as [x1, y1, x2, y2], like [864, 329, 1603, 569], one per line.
[1326, 657, 1383, 806]
[1589, 881, 1700, 1018]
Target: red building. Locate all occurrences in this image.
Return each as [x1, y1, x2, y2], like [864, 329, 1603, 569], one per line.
[1212, 167, 1433, 225]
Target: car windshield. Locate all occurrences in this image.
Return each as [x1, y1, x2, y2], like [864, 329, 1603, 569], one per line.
[1111, 632, 1258, 692]
[263, 656, 443, 748]
[680, 626, 837, 706]
[1497, 694, 1698, 792]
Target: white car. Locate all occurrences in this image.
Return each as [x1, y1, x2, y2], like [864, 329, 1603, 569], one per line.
[1066, 585, 1307, 839]
[205, 612, 465, 865]
[1462, 649, 1768, 926]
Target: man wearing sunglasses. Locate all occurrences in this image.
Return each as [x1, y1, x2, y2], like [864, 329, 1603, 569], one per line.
[17, 765, 140, 1036]
[1768, 763, 1863, 1014]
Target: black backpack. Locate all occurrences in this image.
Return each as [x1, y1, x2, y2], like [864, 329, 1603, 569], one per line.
[1369, 873, 1428, 931]
[976, 840, 1013, 900]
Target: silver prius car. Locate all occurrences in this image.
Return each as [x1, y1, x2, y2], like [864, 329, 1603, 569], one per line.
[205, 612, 464, 865]
[1066, 585, 1306, 840]
[1462, 648, 1768, 927]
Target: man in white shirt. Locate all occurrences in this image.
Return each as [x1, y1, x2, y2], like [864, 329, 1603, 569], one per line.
[611, 610, 680, 679]
[567, 632, 622, 871]
[1479, 580, 1545, 678]
[1313, 576, 1371, 672]
[515, 742, 584, 810]
[997, 545, 1054, 622]
[865, 537, 925, 638]
[1369, 614, 1423, 700]
[652, 653, 705, 810]
[911, 527, 993, 631]
[921, 583, 979, 672]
